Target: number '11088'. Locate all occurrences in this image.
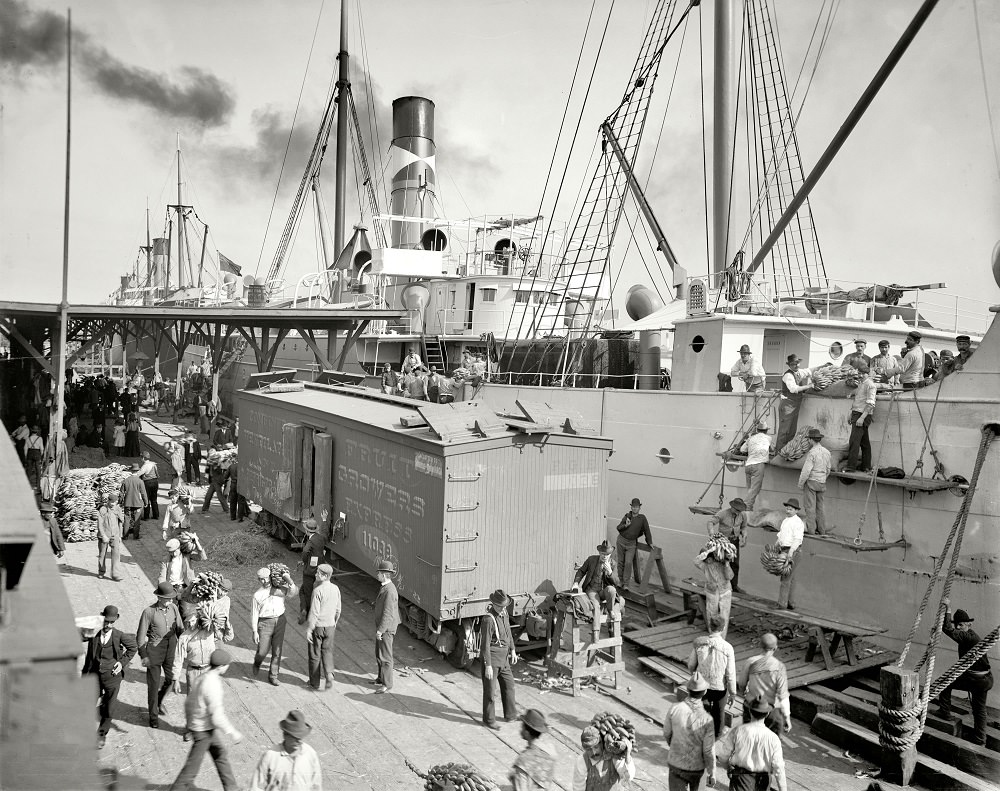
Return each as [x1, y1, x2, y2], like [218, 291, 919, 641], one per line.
[361, 529, 392, 560]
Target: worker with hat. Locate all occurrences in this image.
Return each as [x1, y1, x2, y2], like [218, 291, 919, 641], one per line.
[573, 541, 621, 645]
[716, 695, 787, 791]
[797, 428, 830, 535]
[97, 492, 124, 580]
[574, 721, 635, 791]
[201, 451, 230, 513]
[297, 516, 329, 624]
[82, 604, 138, 749]
[739, 633, 792, 735]
[870, 340, 897, 385]
[614, 497, 653, 589]
[159, 535, 205, 593]
[136, 581, 184, 729]
[936, 334, 976, 381]
[306, 563, 341, 691]
[775, 354, 814, 452]
[775, 500, 805, 611]
[170, 648, 242, 791]
[39, 501, 65, 561]
[510, 709, 556, 791]
[162, 487, 195, 541]
[226, 451, 248, 522]
[480, 589, 519, 729]
[662, 673, 716, 790]
[248, 710, 322, 791]
[251, 566, 297, 687]
[738, 421, 771, 511]
[842, 339, 872, 372]
[708, 498, 748, 592]
[686, 615, 737, 735]
[936, 599, 993, 745]
[212, 578, 235, 643]
[731, 344, 766, 393]
[845, 361, 877, 473]
[182, 432, 203, 486]
[120, 461, 150, 540]
[373, 559, 401, 693]
[886, 330, 927, 389]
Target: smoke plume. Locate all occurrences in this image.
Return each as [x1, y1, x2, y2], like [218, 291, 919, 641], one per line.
[0, 0, 234, 127]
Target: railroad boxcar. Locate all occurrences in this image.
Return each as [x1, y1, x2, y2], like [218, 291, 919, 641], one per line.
[234, 376, 612, 662]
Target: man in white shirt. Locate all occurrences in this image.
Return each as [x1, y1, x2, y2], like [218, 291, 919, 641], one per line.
[730, 344, 766, 392]
[775, 355, 813, 452]
[252, 566, 297, 687]
[775, 499, 805, 610]
[888, 330, 926, 390]
[797, 428, 831, 535]
[870, 340, 896, 385]
[716, 696, 787, 791]
[738, 421, 771, 510]
[248, 711, 322, 791]
[845, 362, 877, 472]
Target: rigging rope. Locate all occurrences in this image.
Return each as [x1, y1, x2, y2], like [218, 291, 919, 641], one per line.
[972, 0, 1000, 181]
[908, 385, 947, 480]
[854, 391, 897, 545]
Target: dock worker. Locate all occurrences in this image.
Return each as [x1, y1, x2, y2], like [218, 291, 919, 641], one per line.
[510, 709, 556, 791]
[693, 539, 735, 637]
[227, 451, 247, 522]
[614, 497, 652, 589]
[247, 711, 322, 791]
[40, 502, 65, 561]
[775, 500, 805, 611]
[936, 600, 993, 745]
[306, 563, 341, 691]
[775, 355, 814, 453]
[708, 498, 748, 592]
[167, 440, 185, 490]
[845, 362, 877, 473]
[716, 695, 788, 791]
[97, 493, 124, 580]
[738, 421, 771, 511]
[870, 340, 896, 385]
[888, 330, 926, 390]
[252, 566, 297, 687]
[572, 541, 621, 645]
[172, 608, 216, 700]
[797, 428, 830, 535]
[480, 589, 519, 730]
[662, 673, 716, 791]
[575, 723, 635, 791]
[162, 488, 195, 540]
[381, 363, 400, 394]
[842, 339, 872, 371]
[402, 349, 422, 375]
[738, 633, 792, 735]
[297, 517, 328, 624]
[139, 451, 160, 521]
[82, 604, 137, 750]
[936, 334, 975, 380]
[373, 559, 400, 693]
[121, 462, 150, 540]
[10, 414, 29, 466]
[159, 537, 206, 593]
[182, 433, 203, 486]
[136, 581, 184, 729]
[406, 367, 430, 401]
[25, 424, 44, 489]
[731, 344, 766, 392]
[201, 451, 229, 513]
[686, 614, 737, 737]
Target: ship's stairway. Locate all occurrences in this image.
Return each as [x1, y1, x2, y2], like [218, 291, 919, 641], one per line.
[216, 340, 248, 377]
[422, 336, 447, 371]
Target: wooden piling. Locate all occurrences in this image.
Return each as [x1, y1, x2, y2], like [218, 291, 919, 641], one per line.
[880, 665, 920, 786]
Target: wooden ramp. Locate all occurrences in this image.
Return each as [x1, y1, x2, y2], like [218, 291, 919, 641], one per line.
[624, 611, 896, 691]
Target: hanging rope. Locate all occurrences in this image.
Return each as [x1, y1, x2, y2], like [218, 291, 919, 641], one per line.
[854, 391, 897, 545]
[908, 385, 947, 480]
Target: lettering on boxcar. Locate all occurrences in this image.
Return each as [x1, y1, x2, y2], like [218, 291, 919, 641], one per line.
[337, 466, 426, 519]
[543, 472, 601, 490]
[414, 452, 443, 478]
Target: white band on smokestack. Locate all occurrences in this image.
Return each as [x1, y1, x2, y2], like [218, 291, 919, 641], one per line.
[390, 97, 437, 250]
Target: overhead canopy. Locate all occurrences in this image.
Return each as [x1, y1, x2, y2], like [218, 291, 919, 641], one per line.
[603, 300, 688, 332]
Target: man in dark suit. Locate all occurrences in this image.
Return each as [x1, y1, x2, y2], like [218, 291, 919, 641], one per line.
[480, 589, 518, 730]
[83, 605, 138, 749]
[572, 540, 621, 643]
[120, 463, 150, 540]
[183, 433, 202, 485]
[373, 560, 400, 693]
[136, 582, 184, 728]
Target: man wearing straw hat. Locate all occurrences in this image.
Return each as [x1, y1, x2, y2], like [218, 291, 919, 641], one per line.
[662, 673, 716, 790]
[248, 710, 322, 791]
[480, 589, 518, 730]
[510, 709, 556, 791]
[775, 499, 805, 611]
[716, 696, 787, 791]
[96, 492, 124, 580]
[82, 604, 137, 749]
[373, 559, 400, 693]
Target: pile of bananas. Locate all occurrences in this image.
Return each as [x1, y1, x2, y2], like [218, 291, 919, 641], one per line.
[190, 570, 226, 601]
[423, 763, 499, 791]
[269, 562, 291, 588]
[700, 534, 737, 563]
[177, 530, 200, 556]
[810, 363, 852, 391]
[54, 464, 131, 542]
[590, 712, 636, 755]
[760, 542, 792, 576]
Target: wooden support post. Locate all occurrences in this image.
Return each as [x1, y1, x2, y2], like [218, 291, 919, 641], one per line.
[313, 433, 333, 533]
[880, 665, 919, 786]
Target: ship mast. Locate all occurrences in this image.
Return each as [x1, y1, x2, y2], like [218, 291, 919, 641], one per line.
[176, 136, 185, 289]
[334, 0, 349, 256]
[712, 0, 738, 275]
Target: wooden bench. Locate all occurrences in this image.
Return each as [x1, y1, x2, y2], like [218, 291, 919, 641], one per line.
[673, 577, 885, 672]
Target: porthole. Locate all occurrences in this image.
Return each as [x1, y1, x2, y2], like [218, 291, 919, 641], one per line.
[692, 335, 706, 353]
[829, 341, 843, 360]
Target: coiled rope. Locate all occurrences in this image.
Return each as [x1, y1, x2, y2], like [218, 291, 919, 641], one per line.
[879, 424, 997, 754]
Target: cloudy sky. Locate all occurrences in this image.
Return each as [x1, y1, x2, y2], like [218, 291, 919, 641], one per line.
[1, 0, 998, 316]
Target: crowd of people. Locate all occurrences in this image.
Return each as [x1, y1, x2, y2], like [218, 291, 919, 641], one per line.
[379, 348, 491, 403]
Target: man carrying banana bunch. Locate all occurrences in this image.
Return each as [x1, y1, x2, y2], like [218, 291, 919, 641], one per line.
[693, 535, 736, 638]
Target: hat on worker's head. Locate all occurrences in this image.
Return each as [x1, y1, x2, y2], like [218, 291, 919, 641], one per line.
[153, 581, 177, 598]
[209, 649, 232, 668]
[630, 497, 641, 507]
[806, 428, 824, 440]
[316, 563, 333, 577]
[956, 335, 971, 343]
[756, 421, 770, 433]
[302, 517, 318, 533]
[279, 710, 312, 739]
[906, 330, 922, 342]
[786, 354, 802, 365]
[489, 589, 510, 609]
[738, 344, 752, 354]
[953, 609, 974, 625]
[105, 491, 119, 502]
[729, 498, 748, 512]
[686, 672, 709, 693]
[878, 339, 890, 349]
[597, 540, 613, 555]
[101, 605, 120, 621]
[852, 338, 867, 346]
[130, 463, 140, 472]
[580, 726, 602, 748]
[39, 502, 55, 513]
[748, 695, 772, 715]
[783, 498, 801, 510]
[165, 538, 181, 552]
[376, 559, 397, 575]
[520, 709, 548, 735]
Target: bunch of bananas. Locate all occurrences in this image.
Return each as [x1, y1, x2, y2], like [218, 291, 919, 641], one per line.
[269, 562, 291, 588]
[760, 542, 792, 576]
[590, 712, 636, 755]
[54, 464, 131, 542]
[423, 763, 499, 791]
[700, 534, 737, 563]
[190, 570, 226, 601]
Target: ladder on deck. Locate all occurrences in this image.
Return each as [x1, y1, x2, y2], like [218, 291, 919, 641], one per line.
[422, 336, 447, 371]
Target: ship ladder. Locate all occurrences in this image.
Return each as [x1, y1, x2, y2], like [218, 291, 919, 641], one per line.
[877, 424, 998, 782]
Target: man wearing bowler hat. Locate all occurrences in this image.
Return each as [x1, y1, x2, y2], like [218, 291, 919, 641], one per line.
[97, 492, 124, 580]
[510, 709, 556, 791]
[120, 461, 150, 540]
[137, 581, 184, 728]
[373, 559, 400, 693]
[709, 498, 748, 592]
[775, 500, 805, 610]
[480, 589, 518, 729]
[83, 604, 138, 749]
[842, 339, 872, 372]
[797, 428, 830, 535]
[716, 695, 787, 791]
[614, 497, 652, 589]
[248, 710, 322, 791]
[573, 541, 621, 644]
[936, 600, 994, 745]
[662, 673, 716, 790]
[776, 354, 814, 452]
[731, 344, 766, 392]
